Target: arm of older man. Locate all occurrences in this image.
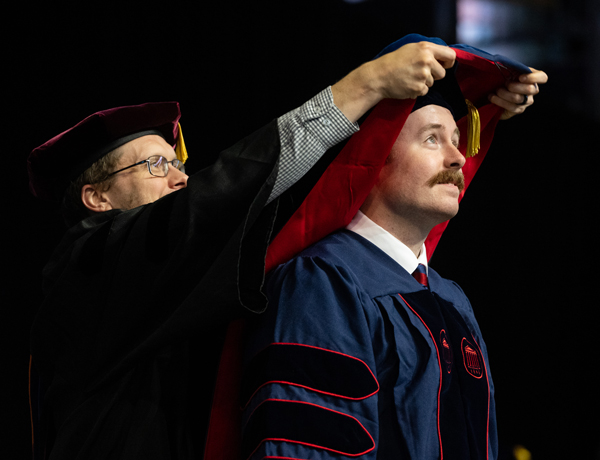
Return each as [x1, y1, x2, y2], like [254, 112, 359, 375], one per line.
[268, 41, 457, 202]
[332, 40, 547, 123]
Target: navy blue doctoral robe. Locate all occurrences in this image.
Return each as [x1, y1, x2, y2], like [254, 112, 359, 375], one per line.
[241, 230, 497, 459]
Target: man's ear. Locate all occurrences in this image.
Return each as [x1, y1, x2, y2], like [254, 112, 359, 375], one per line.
[81, 184, 114, 212]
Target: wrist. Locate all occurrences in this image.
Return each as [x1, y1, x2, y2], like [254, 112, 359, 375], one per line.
[332, 62, 384, 123]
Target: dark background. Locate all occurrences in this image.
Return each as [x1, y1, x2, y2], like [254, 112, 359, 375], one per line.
[5, 0, 599, 458]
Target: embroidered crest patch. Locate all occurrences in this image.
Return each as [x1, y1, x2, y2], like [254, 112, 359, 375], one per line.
[461, 338, 484, 379]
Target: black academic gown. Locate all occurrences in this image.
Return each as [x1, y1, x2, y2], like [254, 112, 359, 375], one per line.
[30, 120, 324, 460]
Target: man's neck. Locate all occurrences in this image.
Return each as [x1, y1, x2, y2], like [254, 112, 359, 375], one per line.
[359, 207, 430, 258]
[346, 211, 428, 274]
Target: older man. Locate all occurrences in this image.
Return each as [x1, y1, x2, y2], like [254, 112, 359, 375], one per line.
[240, 35, 547, 460]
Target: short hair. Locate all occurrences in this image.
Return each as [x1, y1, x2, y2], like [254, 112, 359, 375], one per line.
[61, 147, 122, 227]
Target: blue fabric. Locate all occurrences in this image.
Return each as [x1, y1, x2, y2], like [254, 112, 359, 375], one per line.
[242, 230, 497, 459]
[374, 33, 530, 75]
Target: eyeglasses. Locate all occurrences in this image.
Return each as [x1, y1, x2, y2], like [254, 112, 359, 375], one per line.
[106, 155, 185, 179]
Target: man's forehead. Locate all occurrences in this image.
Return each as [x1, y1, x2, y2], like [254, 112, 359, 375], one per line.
[410, 103, 454, 119]
[119, 134, 175, 159]
[406, 104, 458, 133]
[129, 133, 170, 147]
[416, 123, 461, 140]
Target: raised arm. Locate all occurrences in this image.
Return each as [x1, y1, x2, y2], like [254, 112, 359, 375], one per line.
[331, 41, 457, 123]
[266, 42, 458, 203]
[268, 42, 547, 204]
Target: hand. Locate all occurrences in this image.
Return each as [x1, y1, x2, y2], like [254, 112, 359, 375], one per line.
[331, 41, 456, 122]
[488, 68, 548, 120]
[370, 41, 457, 100]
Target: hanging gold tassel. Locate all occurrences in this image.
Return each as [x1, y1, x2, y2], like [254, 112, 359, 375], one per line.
[465, 100, 481, 158]
[175, 123, 188, 164]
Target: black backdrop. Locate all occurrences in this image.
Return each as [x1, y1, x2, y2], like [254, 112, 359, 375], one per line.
[5, 1, 599, 458]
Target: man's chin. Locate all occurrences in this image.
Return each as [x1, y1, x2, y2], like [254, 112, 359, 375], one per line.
[431, 204, 460, 226]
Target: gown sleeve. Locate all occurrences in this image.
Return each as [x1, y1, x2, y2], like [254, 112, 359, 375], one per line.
[241, 255, 394, 460]
[28, 115, 318, 459]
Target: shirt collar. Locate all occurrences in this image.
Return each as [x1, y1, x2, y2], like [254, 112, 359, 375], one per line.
[346, 210, 428, 275]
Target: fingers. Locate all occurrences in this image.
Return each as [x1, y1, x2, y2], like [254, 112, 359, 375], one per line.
[491, 67, 548, 120]
[429, 58, 447, 82]
[346, 41, 457, 106]
[420, 43, 455, 81]
[519, 68, 549, 85]
[390, 42, 455, 98]
[429, 43, 457, 69]
[496, 86, 534, 105]
[505, 80, 539, 98]
[489, 91, 532, 120]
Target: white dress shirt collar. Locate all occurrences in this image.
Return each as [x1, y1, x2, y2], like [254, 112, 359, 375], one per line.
[345, 210, 428, 275]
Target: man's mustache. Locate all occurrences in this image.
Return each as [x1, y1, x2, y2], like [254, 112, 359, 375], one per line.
[427, 170, 465, 192]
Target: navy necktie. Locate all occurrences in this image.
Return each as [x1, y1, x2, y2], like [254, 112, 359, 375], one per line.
[412, 263, 429, 287]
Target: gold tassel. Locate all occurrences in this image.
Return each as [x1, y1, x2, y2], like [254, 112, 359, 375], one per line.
[465, 100, 481, 158]
[175, 123, 188, 164]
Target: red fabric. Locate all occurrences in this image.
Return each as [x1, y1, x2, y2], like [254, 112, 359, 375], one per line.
[425, 103, 503, 257]
[204, 319, 245, 460]
[266, 97, 414, 271]
[266, 49, 506, 268]
[205, 48, 512, 460]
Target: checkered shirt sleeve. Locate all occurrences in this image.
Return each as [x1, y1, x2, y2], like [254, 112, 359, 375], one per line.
[267, 86, 359, 203]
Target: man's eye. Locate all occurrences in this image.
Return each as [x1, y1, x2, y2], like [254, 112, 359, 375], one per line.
[425, 135, 436, 144]
[150, 157, 164, 168]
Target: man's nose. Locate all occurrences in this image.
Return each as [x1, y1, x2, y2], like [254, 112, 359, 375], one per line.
[169, 167, 189, 189]
[445, 144, 466, 169]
